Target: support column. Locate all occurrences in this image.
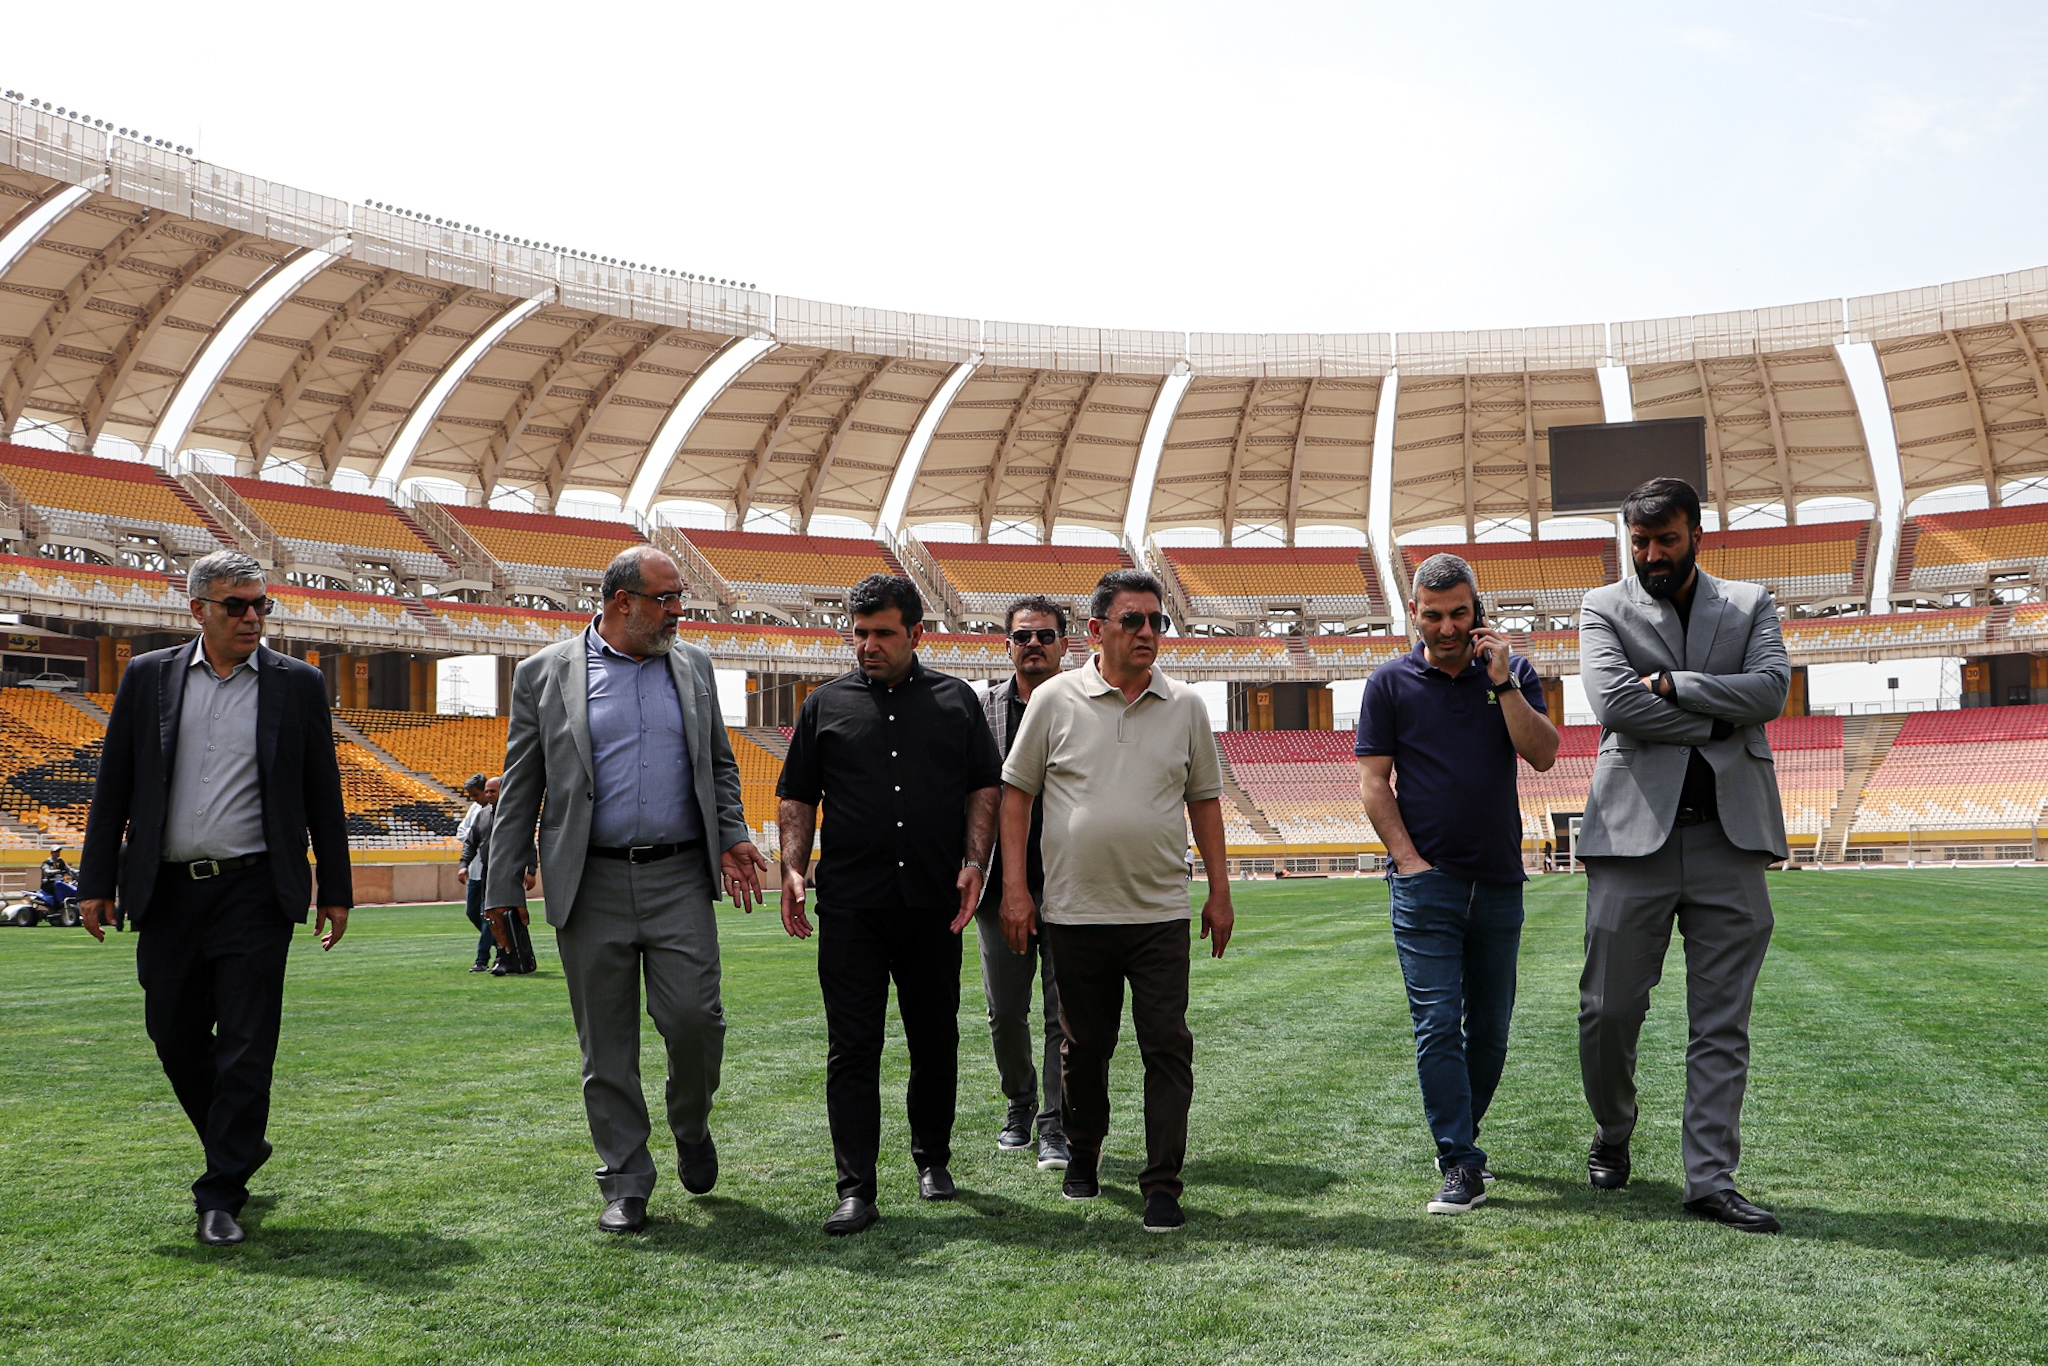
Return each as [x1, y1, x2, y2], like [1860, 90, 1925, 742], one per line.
[1780, 664, 1808, 718]
[2032, 655, 2048, 706]
[409, 657, 430, 712]
[496, 656, 516, 718]
[1541, 676, 1565, 727]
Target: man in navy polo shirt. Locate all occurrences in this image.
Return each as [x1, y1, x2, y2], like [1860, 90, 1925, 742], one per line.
[1357, 552, 1559, 1215]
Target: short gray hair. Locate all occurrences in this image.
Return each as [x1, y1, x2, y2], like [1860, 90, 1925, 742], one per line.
[187, 549, 265, 600]
[599, 545, 669, 604]
[1411, 552, 1479, 600]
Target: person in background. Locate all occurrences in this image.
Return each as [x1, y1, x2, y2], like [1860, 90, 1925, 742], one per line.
[461, 776, 537, 974]
[1575, 477, 1790, 1234]
[975, 594, 1069, 1173]
[998, 568, 1234, 1235]
[455, 775, 493, 971]
[776, 573, 1002, 1238]
[488, 545, 767, 1235]
[78, 549, 351, 1248]
[1357, 552, 1558, 1217]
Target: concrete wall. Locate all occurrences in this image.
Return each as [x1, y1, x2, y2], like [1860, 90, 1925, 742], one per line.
[346, 861, 545, 906]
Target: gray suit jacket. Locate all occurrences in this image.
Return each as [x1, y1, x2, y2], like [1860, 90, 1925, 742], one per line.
[1577, 569, 1791, 860]
[485, 631, 748, 926]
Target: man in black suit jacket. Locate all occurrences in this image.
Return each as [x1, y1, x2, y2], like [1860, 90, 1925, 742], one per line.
[80, 550, 353, 1247]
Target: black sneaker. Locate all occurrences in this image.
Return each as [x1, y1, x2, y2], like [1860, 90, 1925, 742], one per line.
[1061, 1150, 1100, 1201]
[468, 961, 489, 973]
[1427, 1164, 1488, 1215]
[1036, 1131, 1071, 1172]
[997, 1102, 1034, 1152]
[1142, 1190, 1184, 1233]
[1436, 1155, 1496, 1186]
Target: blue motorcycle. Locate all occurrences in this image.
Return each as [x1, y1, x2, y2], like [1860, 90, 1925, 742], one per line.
[1, 873, 83, 928]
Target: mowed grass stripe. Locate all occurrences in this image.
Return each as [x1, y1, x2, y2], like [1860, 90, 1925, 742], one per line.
[1, 872, 2044, 1364]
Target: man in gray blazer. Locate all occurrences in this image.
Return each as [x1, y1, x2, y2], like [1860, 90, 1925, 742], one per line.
[488, 546, 769, 1234]
[1576, 478, 1790, 1234]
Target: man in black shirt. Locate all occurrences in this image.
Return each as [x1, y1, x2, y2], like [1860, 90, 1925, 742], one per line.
[975, 596, 1068, 1172]
[776, 574, 1003, 1236]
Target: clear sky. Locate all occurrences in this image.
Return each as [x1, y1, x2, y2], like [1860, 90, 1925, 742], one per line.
[11, 2, 2045, 336]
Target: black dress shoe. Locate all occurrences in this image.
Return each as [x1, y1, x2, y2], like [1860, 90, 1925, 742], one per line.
[598, 1196, 648, 1233]
[918, 1166, 956, 1201]
[1684, 1189, 1781, 1234]
[489, 961, 510, 976]
[997, 1103, 1034, 1152]
[196, 1209, 244, 1246]
[823, 1197, 877, 1236]
[1062, 1149, 1101, 1201]
[679, 1135, 717, 1195]
[1587, 1138, 1631, 1190]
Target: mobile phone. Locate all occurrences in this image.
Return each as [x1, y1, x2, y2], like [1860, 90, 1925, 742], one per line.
[1472, 599, 1486, 630]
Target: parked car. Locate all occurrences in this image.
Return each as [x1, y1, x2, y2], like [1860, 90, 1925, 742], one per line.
[19, 673, 81, 693]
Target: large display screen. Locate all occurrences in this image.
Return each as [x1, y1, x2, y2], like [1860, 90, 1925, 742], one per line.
[1548, 417, 1708, 513]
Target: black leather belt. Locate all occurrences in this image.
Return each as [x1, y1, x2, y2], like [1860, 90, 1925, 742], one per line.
[165, 852, 266, 880]
[588, 841, 700, 865]
[1673, 807, 1716, 828]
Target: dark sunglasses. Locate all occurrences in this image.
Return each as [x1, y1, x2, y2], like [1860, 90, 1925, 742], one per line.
[1009, 628, 1060, 646]
[1113, 610, 1169, 634]
[197, 594, 274, 618]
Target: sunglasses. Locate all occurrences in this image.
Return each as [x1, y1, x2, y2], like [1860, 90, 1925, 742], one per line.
[1009, 628, 1060, 646]
[197, 594, 274, 618]
[1112, 610, 1170, 634]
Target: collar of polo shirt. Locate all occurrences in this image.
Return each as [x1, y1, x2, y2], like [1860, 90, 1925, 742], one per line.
[1405, 639, 1484, 680]
[1079, 654, 1170, 702]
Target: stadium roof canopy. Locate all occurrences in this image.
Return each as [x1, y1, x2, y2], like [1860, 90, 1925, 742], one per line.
[1, 98, 2042, 545]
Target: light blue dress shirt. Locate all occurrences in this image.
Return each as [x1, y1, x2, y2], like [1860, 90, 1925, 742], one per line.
[584, 625, 703, 848]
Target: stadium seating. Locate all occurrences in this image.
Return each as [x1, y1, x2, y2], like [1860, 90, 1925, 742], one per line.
[678, 529, 897, 611]
[1155, 636, 1296, 671]
[918, 633, 1011, 674]
[332, 740, 462, 846]
[920, 542, 1129, 618]
[0, 444, 226, 560]
[729, 728, 785, 838]
[0, 554, 187, 612]
[425, 599, 588, 648]
[0, 688, 106, 848]
[1768, 715, 1847, 839]
[222, 477, 455, 582]
[1300, 635, 1410, 670]
[2009, 603, 2048, 644]
[1219, 731, 1374, 847]
[1780, 607, 1989, 655]
[1852, 705, 2048, 841]
[1901, 505, 2048, 594]
[1401, 537, 1615, 615]
[441, 504, 645, 595]
[1162, 546, 1386, 623]
[270, 585, 418, 633]
[343, 710, 509, 792]
[1699, 521, 1868, 606]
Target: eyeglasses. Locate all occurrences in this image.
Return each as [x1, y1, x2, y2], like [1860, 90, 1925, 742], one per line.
[1112, 610, 1170, 634]
[1009, 628, 1060, 646]
[622, 589, 686, 608]
[196, 594, 273, 618]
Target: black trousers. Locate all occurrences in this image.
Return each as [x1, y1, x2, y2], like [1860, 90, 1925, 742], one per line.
[1041, 918, 1194, 1200]
[135, 861, 293, 1214]
[816, 904, 960, 1202]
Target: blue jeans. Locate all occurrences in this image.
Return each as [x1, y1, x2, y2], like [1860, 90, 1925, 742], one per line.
[464, 873, 495, 965]
[1387, 869, 1524, 1173]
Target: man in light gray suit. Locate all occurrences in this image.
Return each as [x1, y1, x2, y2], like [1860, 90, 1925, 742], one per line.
[488, 545, 769, 1234]
[1575, 478, 1789, 1234]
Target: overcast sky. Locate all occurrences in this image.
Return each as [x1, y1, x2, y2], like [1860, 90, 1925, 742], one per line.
[13, 2, 2045, 336]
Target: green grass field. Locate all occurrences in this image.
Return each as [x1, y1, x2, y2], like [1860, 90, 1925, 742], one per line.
[3, 871, 2046, 1364]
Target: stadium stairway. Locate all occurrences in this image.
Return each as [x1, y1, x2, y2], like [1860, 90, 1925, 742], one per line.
[741, 727, 790, 762]
[331, 715, 465, 803]
[60, 692, 109, 725]
[1821, 714, 1908, 860]
[1890, 519, 1921, 595]
[1212, 745, 1282, 842]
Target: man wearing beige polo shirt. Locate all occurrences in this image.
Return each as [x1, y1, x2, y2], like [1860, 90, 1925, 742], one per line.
[997, 568, 1234, 1234]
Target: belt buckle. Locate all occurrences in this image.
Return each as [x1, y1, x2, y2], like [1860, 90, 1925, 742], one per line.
[190, 859, 220, 880]
[628, 844, 655, 865]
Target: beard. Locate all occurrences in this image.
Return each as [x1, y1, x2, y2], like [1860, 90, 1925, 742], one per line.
[641, 623, 678, 654]
[1637, 545, 1697, 600]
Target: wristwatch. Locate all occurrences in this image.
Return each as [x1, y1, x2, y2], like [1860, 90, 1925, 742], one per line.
[963, 858, 987, 875]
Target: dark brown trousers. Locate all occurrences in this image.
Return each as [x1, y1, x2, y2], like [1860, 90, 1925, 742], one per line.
[1041, 918, 1193, 1199]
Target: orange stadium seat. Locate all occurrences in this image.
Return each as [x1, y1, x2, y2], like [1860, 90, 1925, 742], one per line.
[1402, 538, 1614, 613]
[679, 529, 896, 609]
[920, 542, 1130, 616]
[0, 444, 227, 560]
[443, 504, 645, 591]
[343, 710, 511, 791]
[1780, 608, 1989, 655]
[1164, 546, 1386, 621]
[1698, 522, 1867, 605]
[1852, 705, 2048, 841]
[0, 554, 188, 612]
[223, 477, 455, 581]
[1905, 506, 2048, 593]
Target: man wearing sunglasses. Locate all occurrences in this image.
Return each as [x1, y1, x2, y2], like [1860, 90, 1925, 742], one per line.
[80, 550, 352, 1247]
[488, 545, 769, 1235]
[974, 595, 1070, 1173]
[998, 568, 1233, 1234]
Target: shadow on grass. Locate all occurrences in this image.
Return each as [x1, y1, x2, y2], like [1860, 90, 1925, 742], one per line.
[1778, 1207, 2048, 1261]
[622, 1190, 1484, 1271]
[155, 1215, 478, 1290]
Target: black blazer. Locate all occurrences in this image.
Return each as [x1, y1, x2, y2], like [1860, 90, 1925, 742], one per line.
[80, 640, 353, 924]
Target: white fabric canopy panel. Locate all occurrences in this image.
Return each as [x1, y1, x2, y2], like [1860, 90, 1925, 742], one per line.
[1615, 301, 1874, 524]
[1848, 268, 2048, 502]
